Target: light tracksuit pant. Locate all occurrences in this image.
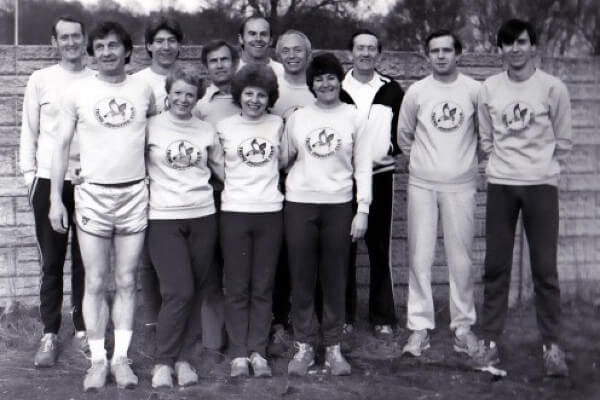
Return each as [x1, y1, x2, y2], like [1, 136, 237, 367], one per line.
[406, 183, 477, 331]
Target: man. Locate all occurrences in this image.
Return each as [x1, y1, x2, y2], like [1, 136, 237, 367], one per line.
[133, 15, 183, 357]
[342, 30, 404, 336]
[20, 15, 92, 368]
[237, 15, 284, 78]
[397, 30, 481, 358]
[475, 19, 572, 377]
[192, 40, 240, 358]
[134, 15, 182, 112]
[194, 40, 240, 125]
[271, 29, 314, 117]
[49, 21, 155, 391]
[269, 29, 314, 355]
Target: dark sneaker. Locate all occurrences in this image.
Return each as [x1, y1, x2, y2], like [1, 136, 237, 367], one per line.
[249, 352, 272, 377]
[343, 323, 354, 335]
[175, 361, 198, 386]
[151, 364, 174, 389]
[83, 360, 109, 392]
[325, 344, 351, 376]
[288, 342, 315, 376]
[73, 331, 90, 358]
[267, 324, 289, 357]
[543, 344, 569, 377]
[110, 357, 138, 389]
[453, 329, 480, 357]
[470, 340, 500, 370]
[34, 333, 59, 368]
[402, 330, 430, 357]
[230, 357, 250, 377]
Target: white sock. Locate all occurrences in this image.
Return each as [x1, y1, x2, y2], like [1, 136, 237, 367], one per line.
[88, 338, 107, 363]
[113, 329, 133, 360]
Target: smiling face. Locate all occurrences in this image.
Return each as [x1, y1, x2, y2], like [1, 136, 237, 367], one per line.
[278, 34, 309, 75]
[312, 73, 341, 107]
[427, 35, 459, 78]
[167, 79, 199, 119]
[206, 45, 236, 86]
[240, 86, 268, 120]
[500, 30, 536, 71]
[239, 18, 272, 61]
[52, 20, 85, 63]
[351, 33, 379, 75]
[92, 32, 130, 76]
[147, 29, 180, 69]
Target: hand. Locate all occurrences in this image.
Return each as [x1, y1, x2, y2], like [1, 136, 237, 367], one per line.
[49, 201, 69, 234]
[350, 212, 368, 242]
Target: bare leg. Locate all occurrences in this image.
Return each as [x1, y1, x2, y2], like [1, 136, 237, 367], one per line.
[77, 228, 111, 341]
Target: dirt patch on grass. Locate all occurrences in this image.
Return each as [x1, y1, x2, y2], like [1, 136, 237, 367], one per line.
[0, 301, 599, 400]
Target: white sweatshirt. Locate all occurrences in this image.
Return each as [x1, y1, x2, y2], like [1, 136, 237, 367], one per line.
[61, 74, 155, 184]
[193, 84, 240, 127]
[132, 67, 168, 112]
[146, 112, 224, 219]
[397, 73, 480, 191]
[478, 69, 572, 186]
[217, 113, 284, 212]
[281, 102, 372, 214]
[271, 78, 315, 117]
[20, 64, 93, 184]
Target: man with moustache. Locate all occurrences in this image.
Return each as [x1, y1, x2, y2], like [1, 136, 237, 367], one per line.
[397, 30, 481, 358]
[50, 21, 155, 391]
[342, 30, 404, 337]
[20, 15, 93, 368]
[474, 19, 571, 377]
[191, 40, 240, 359]
[237, 15, 284, 78]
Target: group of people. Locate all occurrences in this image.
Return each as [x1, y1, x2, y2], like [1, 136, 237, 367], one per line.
[19, 11, 572, 393]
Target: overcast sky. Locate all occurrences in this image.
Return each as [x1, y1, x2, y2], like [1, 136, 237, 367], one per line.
[63, 0, 391, 15]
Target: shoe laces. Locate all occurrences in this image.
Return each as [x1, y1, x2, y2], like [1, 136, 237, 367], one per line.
[543, 344, 564, 364]
[293, 342, 312, 361]
[326, 344, 343, 362]
[40, 334, 56, 352]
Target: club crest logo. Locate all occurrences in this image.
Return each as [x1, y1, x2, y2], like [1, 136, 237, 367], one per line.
[237, 137, 275, 167]
[166, 140, 202, 169]
[502, 102, 534, 132]
[94, 97, 135, 128]
[431, 101, 464, 132]
[305, 127, 342, 158]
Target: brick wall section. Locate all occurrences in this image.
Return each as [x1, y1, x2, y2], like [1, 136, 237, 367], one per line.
[0, 46, 598, 307]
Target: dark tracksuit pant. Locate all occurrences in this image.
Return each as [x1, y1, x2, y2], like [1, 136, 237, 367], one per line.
[481, 183, 562, 345]
[286, 201, 353, 347]
[221, 211, 282, 358]
[148, 215, 217, 366]
[140, 238, 161, 326]
[347, 171, 397, 325]
[31, 177, 85, 334]
[272, 173, 291, 328]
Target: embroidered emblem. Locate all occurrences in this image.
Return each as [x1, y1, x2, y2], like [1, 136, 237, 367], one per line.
[502, 102, 534, 132]
[166, 140, 202, 169]
[431, 101, 464, 132]
[305, 127, 342, 158]
[94, 97, 136, 128]
[237, 137, 275, 167]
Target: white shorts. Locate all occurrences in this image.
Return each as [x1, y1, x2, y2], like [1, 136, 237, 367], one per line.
[74, 180, 148, 238]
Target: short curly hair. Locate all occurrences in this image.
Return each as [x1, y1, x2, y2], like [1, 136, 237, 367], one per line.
[306, 52, 344, 97]
[87, 21, 133, 64]
[165, 66, 205, 100]
[231, 64, 279, 110]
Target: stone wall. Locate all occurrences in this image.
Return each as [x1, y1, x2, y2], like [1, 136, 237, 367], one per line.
[0, 46, 599, 307]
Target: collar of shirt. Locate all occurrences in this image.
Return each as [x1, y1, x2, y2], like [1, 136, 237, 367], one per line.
[343, 68, 384, 91]
[204, 83, 232, 101]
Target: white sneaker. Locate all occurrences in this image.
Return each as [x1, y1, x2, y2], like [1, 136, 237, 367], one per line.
[402, 330, 430, 357]
[230, 357, 250, 377]
[249, 352, 272, 377]
[151, 364, 174, 388]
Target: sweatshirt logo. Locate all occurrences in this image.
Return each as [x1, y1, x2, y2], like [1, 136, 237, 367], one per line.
[305, 127, 342, 158]
[166, 140, 202, 169]
[238, 137, 274, 167]
[431, 101, 464, 132]
[502, 102, 534, 132]
[94, 97, 135, 128]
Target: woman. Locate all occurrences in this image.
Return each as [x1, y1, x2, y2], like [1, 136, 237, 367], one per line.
[282, 53, 372, 376]
[146, 66, 224, 388]
[217, 64, 283, 378]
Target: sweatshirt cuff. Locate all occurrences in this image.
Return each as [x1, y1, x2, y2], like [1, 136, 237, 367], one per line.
[357, 202, 370, 214]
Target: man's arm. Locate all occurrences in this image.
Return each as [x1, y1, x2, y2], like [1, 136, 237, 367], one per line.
[477, 84, 494, 162]
[48, 113, 76, 233]
[396, 85, 418, 157]
[19, 73, 40, 188]
[550, 81, 573, 169]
